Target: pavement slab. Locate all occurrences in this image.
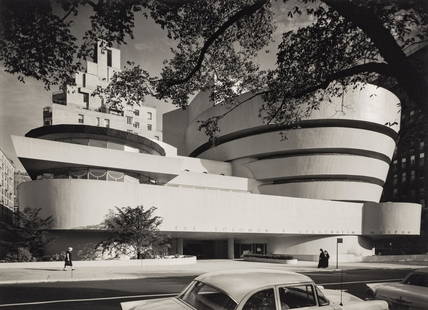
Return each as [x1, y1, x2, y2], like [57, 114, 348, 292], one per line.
[0, 259, 426, 284]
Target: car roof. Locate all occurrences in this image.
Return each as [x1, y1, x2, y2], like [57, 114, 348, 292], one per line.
[195, 269, 313, 303]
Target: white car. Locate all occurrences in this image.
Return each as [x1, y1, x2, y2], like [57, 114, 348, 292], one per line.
[122, 269, 388, 310]
[367, 268, 428, 310]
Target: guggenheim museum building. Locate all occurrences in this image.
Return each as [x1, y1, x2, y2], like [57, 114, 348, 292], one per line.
[12, 83, 422, 260]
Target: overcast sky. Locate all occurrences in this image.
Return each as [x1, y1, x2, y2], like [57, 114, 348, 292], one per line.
[0, 1, 309, 171]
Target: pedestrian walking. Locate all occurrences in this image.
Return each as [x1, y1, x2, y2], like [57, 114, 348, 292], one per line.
[63, 247, 74, 271]
[317, 248, 325, 268]
[323, 250, 330, 268]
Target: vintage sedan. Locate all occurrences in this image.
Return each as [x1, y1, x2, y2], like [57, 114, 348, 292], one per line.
[121, 269, 388, 310]
[367, 267, 428, 310]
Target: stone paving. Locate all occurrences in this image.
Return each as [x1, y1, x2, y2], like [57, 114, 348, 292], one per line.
[0, 259, 426, 284]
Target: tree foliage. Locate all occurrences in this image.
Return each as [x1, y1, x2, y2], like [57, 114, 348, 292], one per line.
[0, 207, 53, 260]
[98, 205, 168, 259]
[1, 0, 428, 136]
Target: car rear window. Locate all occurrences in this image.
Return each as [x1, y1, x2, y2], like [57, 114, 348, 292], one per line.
[179, 281, 237, 310]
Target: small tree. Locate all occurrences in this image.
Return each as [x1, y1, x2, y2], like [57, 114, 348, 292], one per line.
[99, 206, 169, 259]
[0, 207, 53, 260]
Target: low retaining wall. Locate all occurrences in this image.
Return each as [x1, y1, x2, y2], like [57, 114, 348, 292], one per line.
[363, 254, 428, 263]
[0, 256, 197, 269]
[243, 257, 298, 264]
[291, 254, 364, 263]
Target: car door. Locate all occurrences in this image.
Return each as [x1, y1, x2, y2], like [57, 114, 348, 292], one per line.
[277, 283, 337, 310]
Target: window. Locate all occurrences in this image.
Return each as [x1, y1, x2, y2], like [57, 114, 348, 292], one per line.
[420, 141, 425, 150]
[179, 281, 236, 310]
[393, 188, 398, 197]
[410, 155, 416, 165]
[107, 49, 112, 67]
[420, 153, 425, 167]
[279, 285, 317, 309]
[243, 288, 275, 310]
[401, 158, 407, 169]
[393, 174, 398, 186]
[105, 119, 110, 128]
[403, 272, 428, 287]
[83, 93, 89, 109]
[411, 170, 416, 181]
[134, 109, 140, 116]
[410, 110, 415, 119]
[78, 114, 84, 124]
[401, 172, 407, 183]
[147, 124, 152, 131]
[147, 111, 152, 120]
[96, 117, 100, 127]
[127, 116, 133, 124]
[82, 74, 86, 88]
[134, 122, 139, 128]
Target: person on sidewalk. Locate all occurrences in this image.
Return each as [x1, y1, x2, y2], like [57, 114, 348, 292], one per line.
[63, 247, 74, 271]
[323, 250, 330, 268]
[318, 249, 325, 268]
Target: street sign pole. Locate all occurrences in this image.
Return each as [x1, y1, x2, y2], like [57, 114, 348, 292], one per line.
[336, 238, 344, 306]
[336, 238, 343, 269]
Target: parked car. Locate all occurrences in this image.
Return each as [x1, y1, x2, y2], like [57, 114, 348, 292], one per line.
[122, 269, 388, 310]
[367, 267, 428, 310]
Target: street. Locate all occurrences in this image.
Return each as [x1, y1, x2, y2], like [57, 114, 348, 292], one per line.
[0, 268, 413, 309]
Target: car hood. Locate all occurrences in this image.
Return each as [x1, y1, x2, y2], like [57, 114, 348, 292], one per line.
[121, 298, 188, 310]
[367, 282, 428, 307]
[322, 289, 362, 304]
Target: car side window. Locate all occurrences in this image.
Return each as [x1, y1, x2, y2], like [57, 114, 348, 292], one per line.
[279, 284, 317, 309]
[243, 288, 276, 310]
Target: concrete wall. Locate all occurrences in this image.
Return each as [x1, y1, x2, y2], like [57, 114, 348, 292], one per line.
[12, 136, 232, 180]
[162, 83, 400, 203]
[268, 235, 374, 262]
[18, 179, 420, 237]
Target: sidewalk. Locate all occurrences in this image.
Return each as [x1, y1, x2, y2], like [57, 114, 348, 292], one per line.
[1, 259, 427, 285]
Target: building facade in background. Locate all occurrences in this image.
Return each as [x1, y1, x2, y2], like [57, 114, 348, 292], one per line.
[380, 47, 428, 254]
[0, 148, 15, 223]
[13, 83, 422, 261]
[43, 42, 162, 141]
[13, 171, 31, 210]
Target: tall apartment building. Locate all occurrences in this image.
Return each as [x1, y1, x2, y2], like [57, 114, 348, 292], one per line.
[381, 46, 428, 254]
[0, 148, 15, 212]
[43, 42, 162, 140]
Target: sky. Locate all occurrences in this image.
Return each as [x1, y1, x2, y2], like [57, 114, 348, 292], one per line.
[0, 1, 308, 171]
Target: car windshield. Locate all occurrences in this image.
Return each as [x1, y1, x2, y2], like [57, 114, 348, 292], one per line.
[178, 281, 237, 310]
[403, 272, 428, 287]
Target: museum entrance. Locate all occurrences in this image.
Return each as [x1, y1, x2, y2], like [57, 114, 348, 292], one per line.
[183, 239, 228, 259]
[234, 243, 267, 258]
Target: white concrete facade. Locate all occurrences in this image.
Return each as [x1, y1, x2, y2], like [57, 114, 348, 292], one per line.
[13, 83, 422, 260]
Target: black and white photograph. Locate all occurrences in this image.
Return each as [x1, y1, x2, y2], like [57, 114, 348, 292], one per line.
[0, 0, 427, 309]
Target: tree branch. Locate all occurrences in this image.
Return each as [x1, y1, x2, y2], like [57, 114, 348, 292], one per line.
[61, 6, 77, 21]
[266, 62, 392, 124]
[322, 0, 428, 113]
[164, 0, 269, 87]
